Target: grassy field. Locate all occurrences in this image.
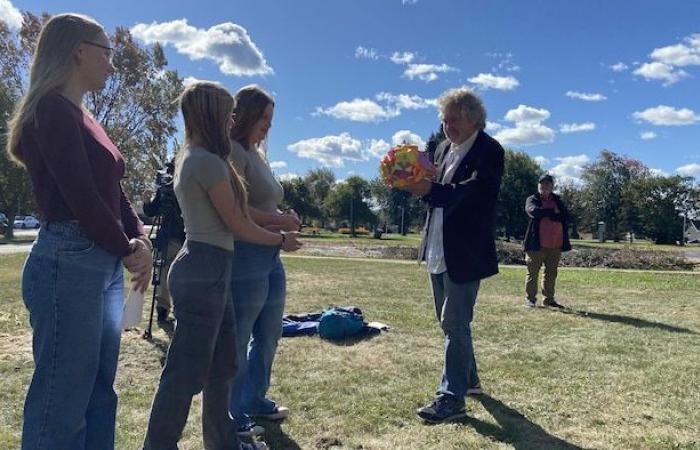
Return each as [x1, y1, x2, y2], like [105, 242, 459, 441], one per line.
[300, 232, 422, 246]
[1, 253, 699, 449]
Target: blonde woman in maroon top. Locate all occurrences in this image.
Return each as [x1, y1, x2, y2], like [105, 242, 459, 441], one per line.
[6, 14, 152, 449]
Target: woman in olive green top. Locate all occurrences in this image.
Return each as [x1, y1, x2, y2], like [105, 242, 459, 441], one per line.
[228, 85, 301, 436]
[143, 81, 301, 450]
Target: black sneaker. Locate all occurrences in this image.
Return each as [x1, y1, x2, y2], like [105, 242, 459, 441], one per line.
[416, 395, 467, 423]
[543, 299, 564, 309]
[525, 299, 536, 308]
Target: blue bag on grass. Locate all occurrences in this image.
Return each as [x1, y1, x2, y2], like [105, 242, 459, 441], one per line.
[318, 307, 365, 340]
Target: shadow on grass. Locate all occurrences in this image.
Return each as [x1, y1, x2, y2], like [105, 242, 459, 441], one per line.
[553, 307, 698, 335]
[258, 420, 301, 450]
[143, 320, 174, 366]
[325, 329, 384, 347]
[458, 394, 586, 450]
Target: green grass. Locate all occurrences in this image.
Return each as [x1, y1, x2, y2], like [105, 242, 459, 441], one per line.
[1, 253, 699, 449]
[570, 239, 700, 253]
[300, 232, 422, 247]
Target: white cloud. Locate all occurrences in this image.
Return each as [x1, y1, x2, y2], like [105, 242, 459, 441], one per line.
[315, 92, 435, 123]
[649, 168, 668, 177]
[533, 156, 549, 166]
[402, 0, 418, 4]
[0, 0, 22, 31]
[287, 132, 414, 166]
[549, 155, 590, 184]
[269, 161, 287, 169]
[559, 122, 596, 134]
[403, 63, 458, 82]
[610, 62, 629, 72]
[633, 62, 687, 85]
[287, 133, 367, 167]
[314, 98, 395, 122]
[355, 46, 379, 60]
[182, 76, 207, 86]
[565, 91, 607, 102]
[375, 92, 437, 110]
[677, 163, 700, 177]
[495, 124, 555, 147]
[131, 19, 272, 76]
[367, 139, 391, 159]
[277, 172, 301, 181]
[504, 105, 550, 124]
[494, 105, 555, 147]
[468, 73, 519, 90]
[487, 52, 520, 72]
[486, 121, 504, 132]
[640, 131, 657, 140]
[392, 130, 426, 150]
[649, 35, 700, 67]
[632, 33, 700, 85]
[390, 51, 416, 64]
[632, 105, 700, 126]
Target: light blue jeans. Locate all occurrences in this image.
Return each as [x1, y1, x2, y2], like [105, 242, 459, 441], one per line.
[429, 271, 481, 400]
[229, 241, 286, 426]
[21, 221, 124, 450]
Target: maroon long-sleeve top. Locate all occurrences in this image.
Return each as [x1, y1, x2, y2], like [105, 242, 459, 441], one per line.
[20, 93, 144, 257]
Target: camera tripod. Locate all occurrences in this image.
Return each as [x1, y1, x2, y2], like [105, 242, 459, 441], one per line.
[143, 214, 169, 340]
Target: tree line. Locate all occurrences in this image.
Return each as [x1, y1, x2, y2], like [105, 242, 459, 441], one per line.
[2, 12, 698, 244]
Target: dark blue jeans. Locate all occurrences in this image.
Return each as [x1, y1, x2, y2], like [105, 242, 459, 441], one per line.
[144, 240, 239, 450]
[229, 241, 286, 426]
[21, 221, 124, 450]
[430, 272, 481, 400]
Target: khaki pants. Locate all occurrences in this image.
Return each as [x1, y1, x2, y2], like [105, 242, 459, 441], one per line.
[525, 248, 562, 302]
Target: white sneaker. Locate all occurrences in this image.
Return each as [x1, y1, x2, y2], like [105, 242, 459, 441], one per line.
[252, 405, 290, 421]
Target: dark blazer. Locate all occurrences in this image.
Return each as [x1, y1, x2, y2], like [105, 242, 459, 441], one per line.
[419, 131, 505, 283]
[523, 193, 572, 252]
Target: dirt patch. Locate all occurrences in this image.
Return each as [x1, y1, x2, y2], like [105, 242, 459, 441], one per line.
[297, 242, 418, 260]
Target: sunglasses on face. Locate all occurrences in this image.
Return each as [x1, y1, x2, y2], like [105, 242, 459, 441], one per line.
[83, 40, 114, 60]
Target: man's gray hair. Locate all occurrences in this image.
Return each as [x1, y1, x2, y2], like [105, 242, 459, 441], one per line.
[438, 87, 487, 130]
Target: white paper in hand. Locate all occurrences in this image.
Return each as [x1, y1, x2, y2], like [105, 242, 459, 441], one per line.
[122, 285, 145, 330]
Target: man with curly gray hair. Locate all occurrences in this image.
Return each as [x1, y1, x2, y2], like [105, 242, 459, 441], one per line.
[402, 87, 504, 424]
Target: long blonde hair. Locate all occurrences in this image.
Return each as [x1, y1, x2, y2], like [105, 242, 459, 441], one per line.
[230, 84, 274, 152]
[177, 81, 249, 217]
[6, 13, 105, 167]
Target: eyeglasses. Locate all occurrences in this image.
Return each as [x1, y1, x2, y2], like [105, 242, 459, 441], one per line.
[83, 40, 114, 59]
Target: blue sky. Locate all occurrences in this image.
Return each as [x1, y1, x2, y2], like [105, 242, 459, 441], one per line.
[4, 0, 700, 184]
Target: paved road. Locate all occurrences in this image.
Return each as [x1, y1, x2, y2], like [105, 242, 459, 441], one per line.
[0, 229, 37, 254]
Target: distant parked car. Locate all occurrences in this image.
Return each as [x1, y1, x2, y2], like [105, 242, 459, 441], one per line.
[14, 215, 41, 229]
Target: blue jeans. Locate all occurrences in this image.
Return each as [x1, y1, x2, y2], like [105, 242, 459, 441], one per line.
[144, 241, 239, 450]
[429, 272, 481, 400]
[21, 221, 124, 450]
[229, 241, 286, 425]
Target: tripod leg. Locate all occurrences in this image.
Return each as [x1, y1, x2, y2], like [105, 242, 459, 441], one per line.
[143, 216, 164, 340]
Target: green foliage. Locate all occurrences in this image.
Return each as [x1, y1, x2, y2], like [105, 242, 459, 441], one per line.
[325, 175, 376, 235]
[497, 149, 542, 239]
[279, 176, 319, 223]
[369, 176, 425, 234]
[580, 150, 650, 240]
[623, 175, 694, 244]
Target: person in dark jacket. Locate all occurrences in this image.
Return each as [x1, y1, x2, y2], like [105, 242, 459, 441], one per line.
[143, 161, 186, 322]
[402, 87, 504, 424]
[523, 174, 571, 308]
